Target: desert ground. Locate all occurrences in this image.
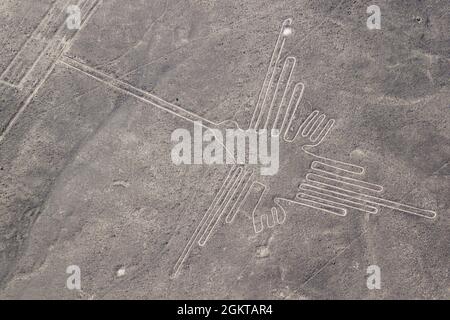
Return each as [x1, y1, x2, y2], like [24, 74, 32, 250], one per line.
[0, 0, 449, 299]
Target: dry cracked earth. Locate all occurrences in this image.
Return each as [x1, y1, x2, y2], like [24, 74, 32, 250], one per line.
[0, 0, 449, 299]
